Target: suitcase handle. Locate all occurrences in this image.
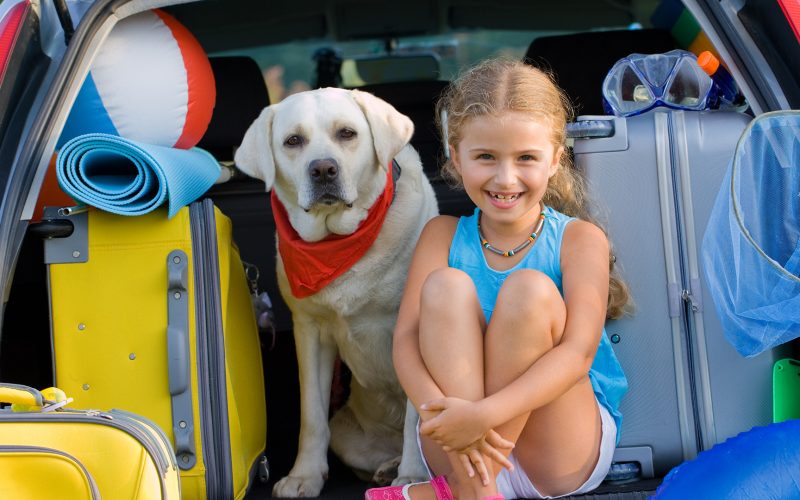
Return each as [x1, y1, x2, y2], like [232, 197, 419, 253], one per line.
[167, 250, 197, 469]
[167, 327, 189, 394]
[0, 383, 43, 407]
[567, 118, 616, 138]
[28, 219, 74, 239]
[0, 384, 71, 411]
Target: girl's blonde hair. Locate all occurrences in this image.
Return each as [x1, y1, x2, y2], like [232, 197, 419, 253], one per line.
[436, 57, 631, 319]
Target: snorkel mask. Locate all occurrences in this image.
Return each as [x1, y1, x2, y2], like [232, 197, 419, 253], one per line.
[602, 49, 715, 117]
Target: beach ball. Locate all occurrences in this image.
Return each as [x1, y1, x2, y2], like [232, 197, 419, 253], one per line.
[58, 9, 215, 149]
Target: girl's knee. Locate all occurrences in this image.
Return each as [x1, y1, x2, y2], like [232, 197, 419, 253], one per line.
[420, 267, 477, 307]
[500, 270, 562, 309]
[495, 270, 566, 344]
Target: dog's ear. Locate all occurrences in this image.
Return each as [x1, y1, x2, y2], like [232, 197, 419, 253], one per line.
[234, 106, 276, 190]
[351, 89, 414, 168]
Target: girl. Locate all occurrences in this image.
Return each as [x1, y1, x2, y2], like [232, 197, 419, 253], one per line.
[366, 58, 629, 500]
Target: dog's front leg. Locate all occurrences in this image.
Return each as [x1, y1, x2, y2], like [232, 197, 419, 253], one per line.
[393, 400, 430, 485]
[273, 319, 338, 498]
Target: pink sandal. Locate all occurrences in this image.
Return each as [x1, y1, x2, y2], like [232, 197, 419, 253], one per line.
[364, 476, 503, 500]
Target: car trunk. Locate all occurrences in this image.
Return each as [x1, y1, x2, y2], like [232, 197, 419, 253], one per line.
[0, 1, 798, 498]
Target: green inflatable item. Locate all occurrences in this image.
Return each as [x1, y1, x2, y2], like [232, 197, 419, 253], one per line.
[773, 358, 800, 423]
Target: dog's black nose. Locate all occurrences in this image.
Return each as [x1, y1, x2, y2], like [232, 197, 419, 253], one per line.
[309, 158, 339, 183]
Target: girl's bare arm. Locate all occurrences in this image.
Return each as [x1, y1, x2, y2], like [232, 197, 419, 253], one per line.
[392, 215, 458, 417]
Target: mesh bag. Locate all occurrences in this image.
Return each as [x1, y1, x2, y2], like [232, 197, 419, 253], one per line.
[702, 111, 800, 358]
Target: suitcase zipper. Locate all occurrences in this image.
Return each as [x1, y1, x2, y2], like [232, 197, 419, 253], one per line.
[0, 444, 101, 499]
[190, 199, 234, 498]
[665, 111, 718, 451]
[654, 111, 701, 461]
[669, 111, 718, 449]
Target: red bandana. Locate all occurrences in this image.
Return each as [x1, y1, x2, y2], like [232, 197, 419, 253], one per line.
[271, 163, 396, 298]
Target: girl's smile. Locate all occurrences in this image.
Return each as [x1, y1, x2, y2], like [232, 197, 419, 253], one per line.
[488, 191, 521, 204]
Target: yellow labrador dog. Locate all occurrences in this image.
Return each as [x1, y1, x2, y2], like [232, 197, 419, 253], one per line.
[235, 88, 437, 497]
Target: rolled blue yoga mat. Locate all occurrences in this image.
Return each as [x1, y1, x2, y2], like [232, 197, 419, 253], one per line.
[56, 133, 221, 218]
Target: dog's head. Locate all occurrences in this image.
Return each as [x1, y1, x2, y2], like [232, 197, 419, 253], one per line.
[235, 88, 413, 241]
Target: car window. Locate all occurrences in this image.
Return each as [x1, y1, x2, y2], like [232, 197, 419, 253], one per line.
[213, 28, 628, 103]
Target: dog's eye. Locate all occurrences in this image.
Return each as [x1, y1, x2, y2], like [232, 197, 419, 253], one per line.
[338, 128, 356, 140]
[284, 135, 303, 147]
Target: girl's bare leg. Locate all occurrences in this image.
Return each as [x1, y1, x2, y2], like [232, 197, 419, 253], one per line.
[415, 268, 493, 500]
[409, 268, 600, 498]
[486, 269, 603, 497]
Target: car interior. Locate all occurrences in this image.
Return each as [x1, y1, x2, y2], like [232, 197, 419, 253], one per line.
[2, 0, 797, 498]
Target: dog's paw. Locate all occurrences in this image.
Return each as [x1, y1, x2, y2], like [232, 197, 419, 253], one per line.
[272, 474, 326, 498]
[372, 456, 401, 486]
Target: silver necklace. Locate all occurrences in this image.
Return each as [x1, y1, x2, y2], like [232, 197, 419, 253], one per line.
[477, 209, 546, 257]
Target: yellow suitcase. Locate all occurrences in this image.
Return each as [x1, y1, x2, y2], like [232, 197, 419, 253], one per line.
[0, 383, 181, 499]
[45, 199, 267, 499]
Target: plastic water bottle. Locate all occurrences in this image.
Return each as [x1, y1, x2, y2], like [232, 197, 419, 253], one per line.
[697, 51, 745, 109]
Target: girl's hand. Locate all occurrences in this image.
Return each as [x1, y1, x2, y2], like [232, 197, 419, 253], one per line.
[455, 431, 515, 485]
[480, 429, 516, 470]
[419, 397, 487, 450]
[457, 447, 490, 486]
[420, 398, 515, 453]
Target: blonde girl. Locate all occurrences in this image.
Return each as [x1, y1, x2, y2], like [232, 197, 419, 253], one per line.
[366, 58, 630, 500]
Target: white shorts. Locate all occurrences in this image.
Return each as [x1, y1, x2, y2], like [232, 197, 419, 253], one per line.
[416, 398, 617, 499]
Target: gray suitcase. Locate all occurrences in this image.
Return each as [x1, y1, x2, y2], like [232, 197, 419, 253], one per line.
[571, 110, 779, 478]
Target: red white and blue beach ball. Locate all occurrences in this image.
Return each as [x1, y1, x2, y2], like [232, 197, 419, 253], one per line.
[58, 9, 215, 149]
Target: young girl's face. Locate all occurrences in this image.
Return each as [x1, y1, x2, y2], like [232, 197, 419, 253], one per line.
[450, 111, 562, 228]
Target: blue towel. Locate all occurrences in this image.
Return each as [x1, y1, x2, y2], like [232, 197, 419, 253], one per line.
[57, 133, 220, 218]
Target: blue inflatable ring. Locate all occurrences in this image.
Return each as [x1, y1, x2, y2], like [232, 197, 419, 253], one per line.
[653, 419, 800, 499]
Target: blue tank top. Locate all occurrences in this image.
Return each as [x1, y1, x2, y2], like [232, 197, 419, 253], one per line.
[449, 206, 627, 442]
